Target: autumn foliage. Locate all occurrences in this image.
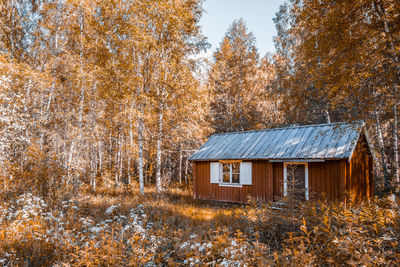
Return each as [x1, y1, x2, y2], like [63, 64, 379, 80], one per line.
[0, 0, 209, 196]
[273, 0, 400, 192]
[0, 188, 399, 265]
[0, 0, 399, 264]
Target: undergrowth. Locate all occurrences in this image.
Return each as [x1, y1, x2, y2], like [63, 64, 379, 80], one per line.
[0, 187, 399, 266]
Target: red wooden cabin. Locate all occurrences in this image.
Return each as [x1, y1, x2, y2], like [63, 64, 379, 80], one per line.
[189, 122, 373, 203]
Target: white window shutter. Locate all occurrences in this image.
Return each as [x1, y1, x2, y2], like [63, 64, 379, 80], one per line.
[210, 162, 220, 184]
[240, 162, 252, 185]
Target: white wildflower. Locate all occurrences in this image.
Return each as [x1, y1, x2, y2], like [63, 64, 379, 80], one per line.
[91, 226, 104, 233]
[181, 241, 189, 249]
[106, 204, 120, 214]
[189, 234, 197, 239]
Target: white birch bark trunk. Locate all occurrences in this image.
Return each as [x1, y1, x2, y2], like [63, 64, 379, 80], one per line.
[127, 152, 131, 185]
[375, 111, 390, 191]
[394, 104, 399, 183]
[179, 147, 182, 185]
[109, 132, 112, 171]
[115, 133, 121, 186]
[155, 101, 163, 193]
[128, 121, 134, 185]
[91, 148, 96, 192]
[119, 137, 124, 185]
[374, 0, 400, 188]
[237, 89, 243, 131]
[78, 0, 85, 126]
[185, 157, 188, 185]
[98, 141, 102, 175]
[138, 114, 145, 195]
[325, 108, 331, 124]
[67, 142, 75, 185]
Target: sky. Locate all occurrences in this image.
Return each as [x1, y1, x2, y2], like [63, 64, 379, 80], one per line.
[199, 0, 286, 58]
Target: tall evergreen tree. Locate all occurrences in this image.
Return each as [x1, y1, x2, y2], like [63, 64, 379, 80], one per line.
[208, 19, 261, 133]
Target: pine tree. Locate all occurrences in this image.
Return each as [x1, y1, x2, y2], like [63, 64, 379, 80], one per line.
[208, 19, 261, 133]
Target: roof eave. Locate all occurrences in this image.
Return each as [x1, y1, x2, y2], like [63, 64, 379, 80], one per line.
[347, 122, 369, 163]
[190, 157, 349, 162]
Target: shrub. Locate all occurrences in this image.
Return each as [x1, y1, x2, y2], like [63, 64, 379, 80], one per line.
[0, 188, 399, 265]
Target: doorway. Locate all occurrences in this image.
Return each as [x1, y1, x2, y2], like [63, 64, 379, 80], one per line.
[283, 162, 309, 200]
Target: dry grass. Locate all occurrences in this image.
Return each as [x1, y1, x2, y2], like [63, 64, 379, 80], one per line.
[1, 186, 399, 266]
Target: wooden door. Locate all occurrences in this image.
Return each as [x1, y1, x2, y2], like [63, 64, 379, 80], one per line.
[286, 164, 306, 200]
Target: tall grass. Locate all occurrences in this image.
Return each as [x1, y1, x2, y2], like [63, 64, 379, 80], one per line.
[0, 187, 399, 265]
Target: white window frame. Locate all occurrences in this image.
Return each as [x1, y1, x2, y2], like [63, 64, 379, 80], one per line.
[283, 162, 309, 200]
[220, 162, 241, 186]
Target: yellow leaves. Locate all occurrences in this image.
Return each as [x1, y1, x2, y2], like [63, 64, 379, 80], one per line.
[275, 0, 400, 125]
[1, 188, 399, 265]
[209, 19, 281, 132]
[300, 217, 310, 237]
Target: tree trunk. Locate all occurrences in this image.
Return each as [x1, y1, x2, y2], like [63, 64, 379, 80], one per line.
[128, 120, 134, 185]
[138, 113, 145, 195]
[179, 146, 183, 185]
[374, 0, 400, 188]
[115, 133, 121, 186]
[91, 148, 96, 192]
[375, 111, 390, 192]
[228, 92, 233, 131]
[67, 142, 75, 185]
[155, 107, 163, 192]
[119, 136, 124, 185]
[127, 150, 131, 185]
[238, 89, 244, 131]
[325, 108, 331, 124]
[78, 1, 85, 126]
[98, 142, 102, 177]
[109, 132, 112, 171]
[394, 104, 399, 184]
[185, 157, 188, 186]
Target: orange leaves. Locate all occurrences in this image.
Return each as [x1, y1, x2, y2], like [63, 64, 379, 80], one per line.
[1, 188, 399, 265]
[274, 0, 400, 123]
[208, 19, 281, 133]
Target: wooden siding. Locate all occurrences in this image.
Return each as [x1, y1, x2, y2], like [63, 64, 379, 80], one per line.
[347, 134, 373, 201]
[308, 160, 346, 201]
[273, 160, 346, 201]
[193, 160, 274, 203]
[192, 136, 373, 203]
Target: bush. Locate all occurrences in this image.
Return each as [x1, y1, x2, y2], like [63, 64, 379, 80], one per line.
[0, 188, 399, 265]
[250, 197, 400, 265]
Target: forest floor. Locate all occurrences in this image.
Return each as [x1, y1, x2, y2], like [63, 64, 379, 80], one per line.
[1, 186, 399, 266]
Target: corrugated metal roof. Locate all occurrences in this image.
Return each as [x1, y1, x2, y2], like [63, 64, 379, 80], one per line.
[189, 122, 365, 161]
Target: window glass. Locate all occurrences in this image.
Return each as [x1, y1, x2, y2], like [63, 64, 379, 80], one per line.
[231, 163, 240, 183]
[232, 173, 240, 183]
[222, 164, 230, 183]
[232, 162, 240, 173]
[223, 172, 230, 183]
[220, 162, 241, 184]
[223, 164, 230, 173]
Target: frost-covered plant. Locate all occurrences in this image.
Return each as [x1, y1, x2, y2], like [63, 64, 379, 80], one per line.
[0, 188, 399, 266]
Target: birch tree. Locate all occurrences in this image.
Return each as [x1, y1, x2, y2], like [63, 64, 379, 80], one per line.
[273, 0, 400, 193]
[0, 0, 209, 197]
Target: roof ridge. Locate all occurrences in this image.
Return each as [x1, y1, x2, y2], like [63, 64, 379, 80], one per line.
[212, 121, 363, 137]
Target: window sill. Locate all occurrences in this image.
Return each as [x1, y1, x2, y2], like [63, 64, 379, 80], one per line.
[219, 183, 242, 188]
